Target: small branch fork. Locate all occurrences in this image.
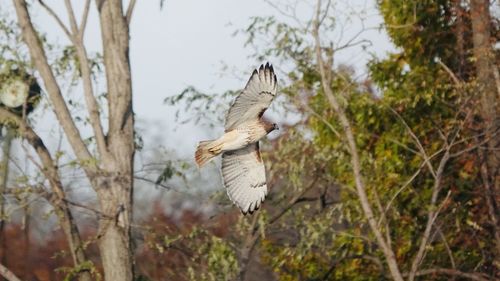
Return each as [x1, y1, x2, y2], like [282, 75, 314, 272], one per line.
[32, 0, 138, 164]
[14, 0, 96, 178]
[38, 0, 108, 161]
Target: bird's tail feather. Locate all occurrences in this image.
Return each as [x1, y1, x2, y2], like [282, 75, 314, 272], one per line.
[195, 140, 222, 167]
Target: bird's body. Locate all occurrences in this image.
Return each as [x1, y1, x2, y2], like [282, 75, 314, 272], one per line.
[195, 119, 275, 165]
[195, 63, 278, 214]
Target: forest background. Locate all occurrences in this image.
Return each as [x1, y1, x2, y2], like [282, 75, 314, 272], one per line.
[0, 0, 498, 280]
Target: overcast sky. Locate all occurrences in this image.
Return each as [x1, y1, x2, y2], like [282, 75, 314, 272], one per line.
[129, 0, 394, 157]
[1, 0, 397, 224]
[5, 0, 394, 160]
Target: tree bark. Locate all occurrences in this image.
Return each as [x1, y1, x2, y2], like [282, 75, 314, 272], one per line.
[95, 1, 135, 280]
[13, 0, 137, 280]
[470, 0, 500, 257]
[0, 127, 13, 281]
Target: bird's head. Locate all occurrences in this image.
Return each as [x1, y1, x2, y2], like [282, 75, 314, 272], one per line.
[264, 121, 279, 133]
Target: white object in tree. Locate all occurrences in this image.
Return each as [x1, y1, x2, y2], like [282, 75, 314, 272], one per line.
[0, 79, 29, 108]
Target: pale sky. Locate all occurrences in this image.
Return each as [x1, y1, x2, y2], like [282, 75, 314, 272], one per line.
[4, 0, 394, 158]
[128, 0, 394, 158]
[1, 0, 396, 226]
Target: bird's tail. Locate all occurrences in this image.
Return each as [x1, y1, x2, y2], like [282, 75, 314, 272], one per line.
[195, 140, 222, 167]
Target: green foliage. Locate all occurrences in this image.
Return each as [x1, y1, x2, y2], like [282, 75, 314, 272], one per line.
[183, 230, 239, 281]
[55, 260, 102, 281]
[161, 1, 497, 279]
[230, 0, 494, 279]
[379, 0, 456, 64]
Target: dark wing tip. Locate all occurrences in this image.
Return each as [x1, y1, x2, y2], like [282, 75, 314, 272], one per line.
[244, 69, 259, 89]
[240, 203, 260, 215]
[247, 207, 257, 215]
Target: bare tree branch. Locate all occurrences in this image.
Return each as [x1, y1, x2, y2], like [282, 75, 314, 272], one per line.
[126, 0, 137, 24]
[134, 176, 174, 190]
[388, 106, 437, 179]
[312, 1, 403, 280]
[437, 59, 462, 86]
[64, 0, 79, 35]
[0, 262, 22, 281]
[37, 0, 72, 39]
[408, 149, 451, 281]
[72, 41, 109, 161]
[59, 0, 109, 160]
[269, 174, 321, 225]
[37, 0, 107, 163]
[407, 268, 489, 281]
[0, 109, 92, 281]
[79, 0, 91, 38]
[436, 225, 456, 269]
[13, 0, 95, 173]
[63, 198, 113, 219]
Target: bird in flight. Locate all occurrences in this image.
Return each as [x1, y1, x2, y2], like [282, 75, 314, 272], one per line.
[195, 63, 278, 214]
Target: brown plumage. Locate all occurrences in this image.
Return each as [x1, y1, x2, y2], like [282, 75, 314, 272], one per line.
[195, 140, 221, 167]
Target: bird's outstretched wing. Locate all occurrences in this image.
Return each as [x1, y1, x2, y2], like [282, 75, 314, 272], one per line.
[225, 63, 277, 131]
[221, 142, 267, 214]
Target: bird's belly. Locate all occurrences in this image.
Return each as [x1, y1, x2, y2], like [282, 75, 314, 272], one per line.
[247, 127, 267, 143]
[220, 130, 252, 152]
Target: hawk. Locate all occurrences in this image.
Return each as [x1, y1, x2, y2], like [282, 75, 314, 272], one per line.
[195, 63, 278, 214]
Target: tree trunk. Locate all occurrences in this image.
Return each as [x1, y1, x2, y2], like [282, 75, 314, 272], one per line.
[12, 2, 94, 281]
[470, 0, 500, 257]
[95, 1, 135, 280]
[0, 128, 14, 281]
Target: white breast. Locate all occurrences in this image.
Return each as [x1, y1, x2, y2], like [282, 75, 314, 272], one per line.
[219, 129, 251, 152]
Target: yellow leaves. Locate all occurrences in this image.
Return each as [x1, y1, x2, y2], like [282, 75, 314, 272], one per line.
[466, 219, 484, 232]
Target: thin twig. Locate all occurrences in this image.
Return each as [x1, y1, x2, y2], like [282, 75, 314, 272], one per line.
[79, 0, 91, 38]
[64, 0, 79, 35]
[407, 268, 489, 281]
[436, 225, 456, 269]
[63, 198, 113, 219]
[126, 0, 137, 24]
[134, 176, 174, 190]
[408, 149, 451, 281]
[387, 106, 437, 179]
[379, 148, 444, 227]
[37, 0, 72, 39]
